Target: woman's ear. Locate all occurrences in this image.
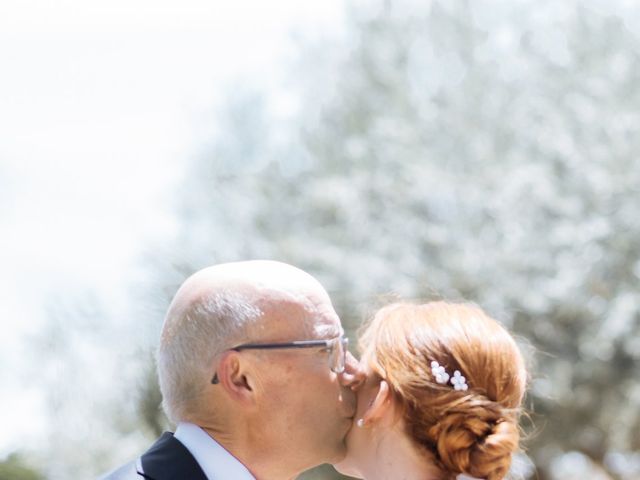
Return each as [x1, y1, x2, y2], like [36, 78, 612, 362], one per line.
[215, 351, 255, 404]
[361, 380, 392, 426]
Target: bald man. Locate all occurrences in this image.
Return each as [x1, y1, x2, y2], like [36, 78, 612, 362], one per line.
[100, 260, 364, 480]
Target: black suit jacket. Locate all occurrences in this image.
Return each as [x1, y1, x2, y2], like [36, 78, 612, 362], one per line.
[99, 432, 208, 480]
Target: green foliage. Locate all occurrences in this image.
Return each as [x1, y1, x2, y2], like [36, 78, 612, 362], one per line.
[0, 454, 44, 480]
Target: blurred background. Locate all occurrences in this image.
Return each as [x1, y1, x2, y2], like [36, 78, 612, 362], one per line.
[1, 0, 639, 479]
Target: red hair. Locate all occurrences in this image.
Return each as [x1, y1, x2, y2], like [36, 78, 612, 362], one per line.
[359, 302, 528, 480]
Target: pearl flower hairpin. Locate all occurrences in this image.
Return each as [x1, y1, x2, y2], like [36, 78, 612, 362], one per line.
[430, 361, 469, 391]
[431, 361, 450, 384]
[451, 370, 469, 391]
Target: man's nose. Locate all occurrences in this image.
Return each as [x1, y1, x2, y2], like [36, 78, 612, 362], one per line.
[339, 351, 365, 390]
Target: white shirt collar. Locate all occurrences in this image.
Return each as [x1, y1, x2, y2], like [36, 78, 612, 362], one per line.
[174, 422, 256, 480]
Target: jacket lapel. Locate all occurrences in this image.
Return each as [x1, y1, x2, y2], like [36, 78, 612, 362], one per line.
[138, 432, 208, 480]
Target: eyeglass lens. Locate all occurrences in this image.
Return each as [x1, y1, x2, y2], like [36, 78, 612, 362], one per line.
[330, 337, 347, 373]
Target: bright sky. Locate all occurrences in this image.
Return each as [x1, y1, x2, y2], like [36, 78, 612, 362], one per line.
[0, 0, 344, 455]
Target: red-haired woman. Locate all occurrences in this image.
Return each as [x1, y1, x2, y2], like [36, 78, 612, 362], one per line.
[335, 302, 529, 480]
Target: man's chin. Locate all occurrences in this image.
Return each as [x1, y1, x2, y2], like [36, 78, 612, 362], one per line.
[333, 458, 361, 479]
[319, 441, 347, 470]
[343, 415, 356, 431]
[334, 421, 356, 458]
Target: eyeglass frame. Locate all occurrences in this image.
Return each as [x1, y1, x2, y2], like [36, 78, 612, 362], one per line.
[211, 335, 349, 384]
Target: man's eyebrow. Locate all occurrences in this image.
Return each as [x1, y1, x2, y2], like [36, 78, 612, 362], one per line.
[313, 324, 343, 338]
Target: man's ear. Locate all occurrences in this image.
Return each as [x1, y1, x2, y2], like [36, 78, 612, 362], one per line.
[362, 380, 392, 425]
[215, 351, 255, 404]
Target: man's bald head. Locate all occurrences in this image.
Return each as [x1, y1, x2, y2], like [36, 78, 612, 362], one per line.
[157, 260, 336, 423]
[164, 261, 331, 323]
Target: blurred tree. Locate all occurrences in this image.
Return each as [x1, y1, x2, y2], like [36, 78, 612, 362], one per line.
[36, 1, 640, 479]
[31, 289, 164, 479]
[157, 1, 639, 478]
[0, 453, 44, 480]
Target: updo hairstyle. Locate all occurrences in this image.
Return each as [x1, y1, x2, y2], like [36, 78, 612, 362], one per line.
[359, 302, 528, 480]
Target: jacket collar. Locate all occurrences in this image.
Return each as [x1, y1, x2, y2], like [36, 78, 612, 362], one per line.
[138, 432, 208, 480]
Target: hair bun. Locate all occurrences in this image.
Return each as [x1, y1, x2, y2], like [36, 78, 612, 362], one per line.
[363, 302, 527, 480]
[427, 406, 519, 480]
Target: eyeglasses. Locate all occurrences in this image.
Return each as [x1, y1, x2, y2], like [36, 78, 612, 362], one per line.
[211, 335, 349, 384]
